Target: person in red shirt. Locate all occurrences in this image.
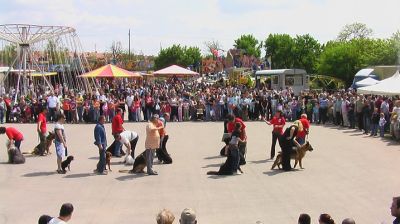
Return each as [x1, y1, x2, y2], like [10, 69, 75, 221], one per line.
[296, 114, 310, 145]
[226, 114, 247, 165]
[37, 107, 48, 156]
[111, 108, 125, 157]
[264, 110, 286, 159]
[0, 127, 24, 151]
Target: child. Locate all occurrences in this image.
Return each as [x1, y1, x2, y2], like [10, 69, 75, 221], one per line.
[313, 102, 319, 124]
[379, 112, 386, 137]
[370, 108, 379, 136]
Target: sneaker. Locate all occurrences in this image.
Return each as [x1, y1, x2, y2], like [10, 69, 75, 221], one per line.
[148, 171, 158, 175]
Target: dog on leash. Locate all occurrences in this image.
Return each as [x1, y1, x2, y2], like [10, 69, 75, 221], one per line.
[61, 156, 74, 172]
[27, 132, 55, 156]
[105, 152, 112, 171]
[130, 151, 146, 173]
[271, 141, 314, 170]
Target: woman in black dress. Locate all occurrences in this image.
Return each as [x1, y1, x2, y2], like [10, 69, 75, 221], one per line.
[279, 120, 303, 171]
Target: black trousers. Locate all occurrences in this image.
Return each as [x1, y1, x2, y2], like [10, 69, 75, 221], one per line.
[156, 135, 172, 164]
[270, 132, 280, 159]
[130, 136, 139, 158]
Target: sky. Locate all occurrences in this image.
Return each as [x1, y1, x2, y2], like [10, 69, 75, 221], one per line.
[0, 0, 399, 56]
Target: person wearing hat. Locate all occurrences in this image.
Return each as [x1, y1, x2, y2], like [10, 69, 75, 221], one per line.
[180, 208, 197, 224]
[264, 110, 285, 159]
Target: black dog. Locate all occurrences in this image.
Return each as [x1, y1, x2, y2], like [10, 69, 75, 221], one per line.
[129, 151, 146, 173]
[8, 147, 25, 164]
[61, 156, 74, 172]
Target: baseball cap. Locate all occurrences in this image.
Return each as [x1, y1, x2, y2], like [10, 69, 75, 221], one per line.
[180, 208, 196, 223]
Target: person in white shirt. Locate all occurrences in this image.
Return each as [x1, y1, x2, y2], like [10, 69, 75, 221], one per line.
[47, 92, 59, 122]
[49, 203, 73, 224]
[126, 92, 134, 121]
[117, 130, 139, 159]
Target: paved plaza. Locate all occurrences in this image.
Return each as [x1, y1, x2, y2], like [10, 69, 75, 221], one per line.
[0, 121, 399, 224]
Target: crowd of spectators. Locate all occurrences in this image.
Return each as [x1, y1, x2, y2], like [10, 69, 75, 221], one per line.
[1, 78, 399, 141]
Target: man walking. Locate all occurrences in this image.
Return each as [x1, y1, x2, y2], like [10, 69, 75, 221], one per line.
[94, 115, 107, 175]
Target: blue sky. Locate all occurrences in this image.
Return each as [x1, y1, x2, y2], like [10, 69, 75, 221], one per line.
[0, 0, 399, 55]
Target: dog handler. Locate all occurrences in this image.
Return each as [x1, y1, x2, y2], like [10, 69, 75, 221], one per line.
[264, 110, 285, 159]
[94, 115, 107, 175]
[279, 120, 302, 171]
[145, 115, 163, 175]
[37, 107, 48, 156]
[54, 114, 67, 174]
[0, 126, 24, 151]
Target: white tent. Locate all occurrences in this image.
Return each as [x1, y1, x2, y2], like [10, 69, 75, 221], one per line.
[355, 77, 380, 87]
[358, 70, 400, 95]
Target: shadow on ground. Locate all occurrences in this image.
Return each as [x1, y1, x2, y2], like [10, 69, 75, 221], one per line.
[115, 173, 146, 181]
[64, 173, 93, 178]
[23, 171, 56, 177]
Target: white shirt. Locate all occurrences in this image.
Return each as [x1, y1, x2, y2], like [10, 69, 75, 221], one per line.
[48, 217, 67, 224]
[47, 96, 59, 108]
[126, 95, 134, 107]
[119, 131, 138, 144]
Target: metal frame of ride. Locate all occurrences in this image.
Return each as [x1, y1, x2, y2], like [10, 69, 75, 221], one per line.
[0, 24, 93, 101]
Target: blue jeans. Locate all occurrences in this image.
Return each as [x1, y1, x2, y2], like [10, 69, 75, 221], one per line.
[145, 148, 155, 174]
[114, 139, 122, 156]
[14, 140, 22, 151]
[379, 125, 385, 137]
[205, 104, 211, 121]
[77, 106, 83, 122]
[370, 124, 378, 136]
[96, 145, 106, 173]
[296, 137, 305, 145]
[363, 115, 371, 133]
[0, 109, 4, 123]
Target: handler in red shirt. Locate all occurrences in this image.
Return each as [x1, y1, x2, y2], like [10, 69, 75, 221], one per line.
[37, 107, 48, 155]
[296, 114, 310, 145]
[0, 127, 24, 151]
[111, 108, 125, 157]
[264, 110, 286, 159]
[226, 114, 247, 165]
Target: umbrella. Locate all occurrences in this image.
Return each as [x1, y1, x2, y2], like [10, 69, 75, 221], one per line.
[153, 65, 199, 77]
[79, 64, 142, 78]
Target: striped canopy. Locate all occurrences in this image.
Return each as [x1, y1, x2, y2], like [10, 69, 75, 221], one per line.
[79, 64, 142, 78]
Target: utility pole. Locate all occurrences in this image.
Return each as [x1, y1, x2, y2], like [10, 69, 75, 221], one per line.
[128, 29, 131, 59]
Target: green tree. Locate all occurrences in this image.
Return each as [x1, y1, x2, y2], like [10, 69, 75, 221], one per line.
[234, 34, 262, 58]
[337, 22, 373, 41]
[293, 34, 321, 73]
[154, 44, 201, 70]
[264, 34, 295, 69]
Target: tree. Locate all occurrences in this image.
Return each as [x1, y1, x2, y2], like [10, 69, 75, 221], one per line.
[154, 44, 201, 70]
[234, 34, 262, 58]
[293, 34, 321, 73]
[204, 40, 223, 58]
[110, 41, 123, 64]
[337, 22, 373, 41]
[264, 34, 295, 69]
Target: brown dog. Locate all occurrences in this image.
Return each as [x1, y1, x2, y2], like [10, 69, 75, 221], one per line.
[271, 141, 314, 170]
[105, 152, 112, 171]
[27, 131, 56, 155]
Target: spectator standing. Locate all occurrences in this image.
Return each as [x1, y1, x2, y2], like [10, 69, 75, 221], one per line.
[0, 97, 6, 124]
[379, 112, 387, 137]
[47, 92, 59, 123]
[370, 108, 380, 137]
